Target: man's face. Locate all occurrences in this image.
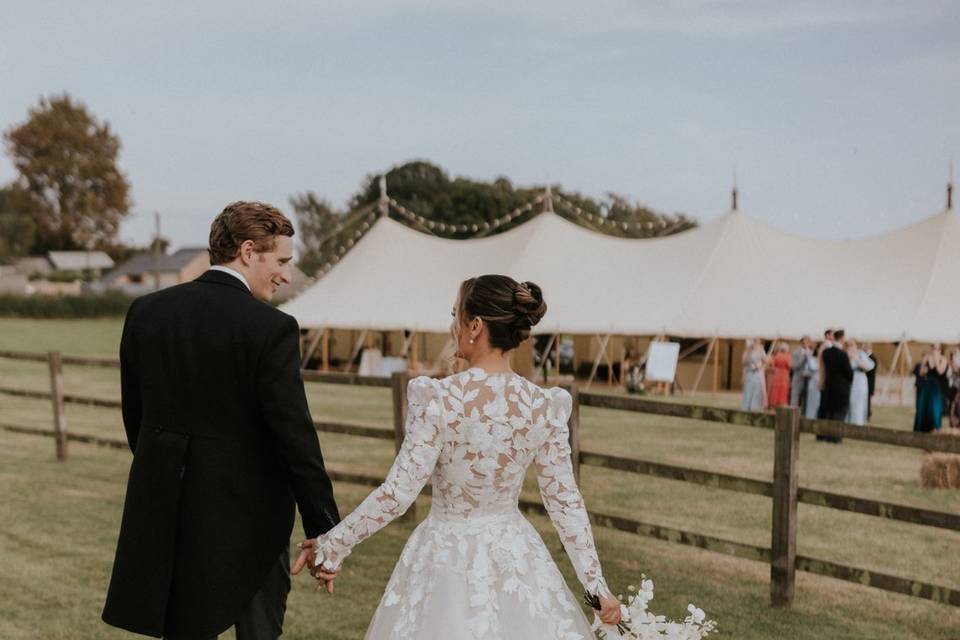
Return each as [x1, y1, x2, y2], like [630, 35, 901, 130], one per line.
[248, 235, 293, 302]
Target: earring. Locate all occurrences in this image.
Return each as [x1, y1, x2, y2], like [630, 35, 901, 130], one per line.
[469, 338, 475, 344]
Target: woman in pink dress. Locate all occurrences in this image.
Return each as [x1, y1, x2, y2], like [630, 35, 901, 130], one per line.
[768, 342, 792, 408]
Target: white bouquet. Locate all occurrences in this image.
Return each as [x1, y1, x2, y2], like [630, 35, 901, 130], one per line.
[585, 575, 717, 639]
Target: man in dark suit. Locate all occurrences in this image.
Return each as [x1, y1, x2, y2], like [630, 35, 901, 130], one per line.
[864, 342, 877, 421]
[103, 202, 340, 640]
[817, 329, 853, 443]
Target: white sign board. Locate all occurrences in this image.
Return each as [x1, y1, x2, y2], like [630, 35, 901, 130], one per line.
[645, 342, 680, 383]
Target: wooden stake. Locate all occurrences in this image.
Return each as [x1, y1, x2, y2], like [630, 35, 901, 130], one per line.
[48, 351, 67, 461]
[771, 405, 799, 607]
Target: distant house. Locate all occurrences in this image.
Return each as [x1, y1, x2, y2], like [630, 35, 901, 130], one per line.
[46, 251, 115, 274]
[100, 247, 210, 294]
[0, 252, 116, 295]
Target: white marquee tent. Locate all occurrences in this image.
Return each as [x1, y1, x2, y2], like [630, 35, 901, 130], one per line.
[282, 207, 960, 343]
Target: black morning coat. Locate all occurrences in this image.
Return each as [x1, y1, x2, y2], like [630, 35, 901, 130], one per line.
[102, 269, 340, 639]
[820, 345, 854, 417]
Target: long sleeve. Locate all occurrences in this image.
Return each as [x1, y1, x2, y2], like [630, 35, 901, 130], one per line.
[257, 314, 340, 538]
[535, 388, 609, 597]
[119, 299, 142, 453]
[315, 376, 443, 571]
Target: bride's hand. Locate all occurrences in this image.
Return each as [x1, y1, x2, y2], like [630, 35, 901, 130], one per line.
[292, 539, 340, 593]
[598, 593, 622, 625]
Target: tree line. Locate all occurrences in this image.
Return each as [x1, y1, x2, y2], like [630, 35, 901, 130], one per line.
[1, 95, 695, 276]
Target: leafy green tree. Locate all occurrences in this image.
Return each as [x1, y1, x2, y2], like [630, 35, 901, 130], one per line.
[4, 94, 132, 252]
[0, 184, 36, 262]
[348, 160, 693, 239]
[290, 192, 348, 276]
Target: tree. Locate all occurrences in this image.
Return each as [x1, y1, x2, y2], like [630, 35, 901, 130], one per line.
[289, 192, 345, 276]
[4, 94, 132, 252]
[0, 184, 36, 262]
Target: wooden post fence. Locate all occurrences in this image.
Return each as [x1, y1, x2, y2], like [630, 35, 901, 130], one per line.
[771, 405, 800, 607]
[391, 370, 414, 520]
[47, 351, 68, 461]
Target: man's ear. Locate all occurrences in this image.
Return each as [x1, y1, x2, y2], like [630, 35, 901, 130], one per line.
[238, 239, 256, 265]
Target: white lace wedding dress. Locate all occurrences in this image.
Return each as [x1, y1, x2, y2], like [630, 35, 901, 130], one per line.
[315, 368, 609, 640]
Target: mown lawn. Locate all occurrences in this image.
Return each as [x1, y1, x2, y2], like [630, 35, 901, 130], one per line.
[1, 318, 958, 639]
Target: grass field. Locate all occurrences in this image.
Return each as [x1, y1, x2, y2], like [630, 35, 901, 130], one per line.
[1, 318, 958, 639]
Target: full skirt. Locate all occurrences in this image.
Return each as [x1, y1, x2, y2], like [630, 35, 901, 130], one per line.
[363, 508, 595, 640]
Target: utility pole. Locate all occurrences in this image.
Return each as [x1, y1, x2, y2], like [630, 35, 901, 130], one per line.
[731, 169, 739, 212]
[153, 212, 161, 291]
[948, 160, 954, 211]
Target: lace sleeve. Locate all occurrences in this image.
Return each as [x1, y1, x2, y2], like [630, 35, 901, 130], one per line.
[535, 388, 609, 597]
[314, 376, 443, 570]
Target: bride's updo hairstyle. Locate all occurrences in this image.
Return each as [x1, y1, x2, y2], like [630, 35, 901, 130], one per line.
[458, 275, 547, 351]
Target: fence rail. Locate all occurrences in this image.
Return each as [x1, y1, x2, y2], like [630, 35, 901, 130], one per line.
[1, 349, 958, 609]
[580, 391, 960, 454]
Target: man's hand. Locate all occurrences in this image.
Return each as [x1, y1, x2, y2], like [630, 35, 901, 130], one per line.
[292, 539, 339, 594]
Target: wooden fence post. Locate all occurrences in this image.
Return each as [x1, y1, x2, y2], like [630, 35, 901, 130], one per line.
[391, 370, 414, 520]
[563, 381, 581, 484]
[47, 351, 68, 461]
[771, 405, 799, 607]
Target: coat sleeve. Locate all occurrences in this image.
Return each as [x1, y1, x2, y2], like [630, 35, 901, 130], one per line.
[119, 299, 142, 453]
[257, 314, 340, 538]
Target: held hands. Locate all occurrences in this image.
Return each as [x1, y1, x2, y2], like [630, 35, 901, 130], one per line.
[598, 593, 622, 626]
[292, 539, 339, 594]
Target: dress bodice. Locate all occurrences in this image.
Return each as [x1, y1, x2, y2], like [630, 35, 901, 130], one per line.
[315, 368, 608, 597]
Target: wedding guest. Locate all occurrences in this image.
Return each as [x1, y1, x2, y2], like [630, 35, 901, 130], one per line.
[816, 328, 835, 395]
[801, 344, 821, 419]
[768, 342, 791, 408]
[741, 338, 767, 411]
[864, 343, 877, 420]
[818, 329, 852, 442]
[948, 351, 960, 429]
[846, 339, 875, 426]
[790, 337, 814, 409]
[913, 344, 949, 432]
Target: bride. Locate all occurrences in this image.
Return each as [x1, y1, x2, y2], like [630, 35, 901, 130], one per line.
[299, 274, 621, 639]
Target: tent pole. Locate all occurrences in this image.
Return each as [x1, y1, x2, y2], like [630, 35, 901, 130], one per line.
[691, 336, 718, 396]
[554, 334, 561, 382]
[586, 334, 611, 389]
[712, 335, 720, 393]
[401, 331, 416, 356]
[321, 329, 330, 372]
[881, 340, 903, 405]
[538, 334, 557, 383]
[300, 328, 324, 370]
[607, 336, 614, 386]
[343, 329, 368, 373]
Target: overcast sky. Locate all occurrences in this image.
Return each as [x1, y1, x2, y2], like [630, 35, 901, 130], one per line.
[1, 1, 958, 251]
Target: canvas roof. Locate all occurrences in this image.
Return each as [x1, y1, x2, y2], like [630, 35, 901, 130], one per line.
[282, 209, 960, 343]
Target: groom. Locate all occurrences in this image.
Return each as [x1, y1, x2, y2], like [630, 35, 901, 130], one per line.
[103, 201, 340, 639]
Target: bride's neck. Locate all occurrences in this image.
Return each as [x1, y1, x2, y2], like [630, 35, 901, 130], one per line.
[467, 349, 513, 374]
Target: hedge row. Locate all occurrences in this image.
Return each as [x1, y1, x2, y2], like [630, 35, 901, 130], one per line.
[0, 292, 135, 318]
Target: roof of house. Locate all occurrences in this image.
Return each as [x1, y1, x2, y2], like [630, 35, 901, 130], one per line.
[102, 247, 208, 283]
[47, 251, 115, 271]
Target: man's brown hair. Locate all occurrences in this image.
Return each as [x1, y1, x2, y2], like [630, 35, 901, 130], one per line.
[208, 201, 294, 265]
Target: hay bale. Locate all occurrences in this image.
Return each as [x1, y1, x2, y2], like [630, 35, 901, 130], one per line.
[921, 429, 960, 489]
